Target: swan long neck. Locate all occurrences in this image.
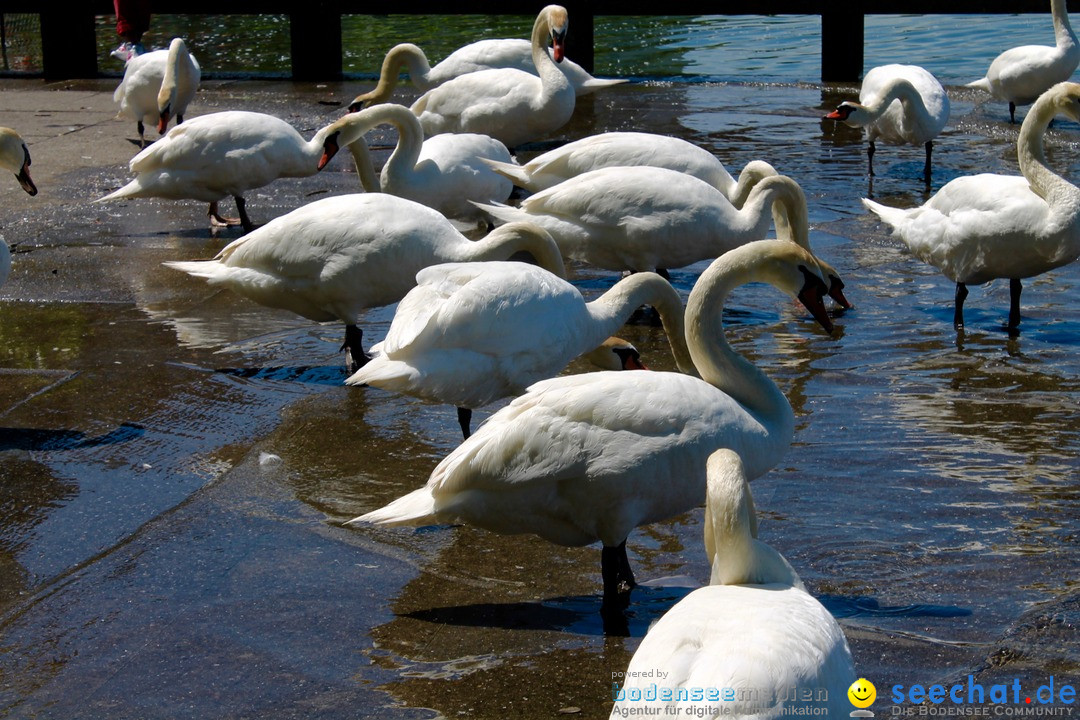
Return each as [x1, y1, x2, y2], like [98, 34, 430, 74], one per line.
[727, 160, 778, 209]
[684, 247, 793, 425]
[1052, 0, 1077, 49]
[371, 104, 425, 189]
[1017, 86, 1079, 207]
[585, 273, 697, 375]
[532, 6, 572, 99]
[860, 79, 932, 125]
[733, 175, 809, 251]
[158, 38, 194, 113]
[703, 450, 757, 585]
[365, 44, 432, 104]
[346, 137, 382, 192]
[456, 222, 567, 279]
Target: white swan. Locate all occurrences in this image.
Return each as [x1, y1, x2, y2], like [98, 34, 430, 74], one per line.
[162, 193, 564, 370]
[113, 38, 200, 147]
[0, 127, 36, 197]
[345, 261, 695, 438]
[409, 6, 575, 148]
[581, 337, 646, 372]
[863, 81, 1080, 331]
[350, 239, 836, 609]
[825, 64, 949, 184]
[967, 0, 1080, 122]
[475, 167, 851, 308]
[610, 449, 855, 719]
[481, 131, 778, 203]
[321, 103, 513, 222]
[98, 110, 359, 232]
[348, 38, 625, 110]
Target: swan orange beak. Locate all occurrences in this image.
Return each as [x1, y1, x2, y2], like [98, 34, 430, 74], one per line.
[624, 355, 648, 370]
[797, 267, 834, 333]
[551, 30, 566, 62]
[158, 106, 171, 135]
[823, 109, 844, 120]
[347, 96, 368, 113]
[16, 147, 36, 196]
[318, 134, 340, 171]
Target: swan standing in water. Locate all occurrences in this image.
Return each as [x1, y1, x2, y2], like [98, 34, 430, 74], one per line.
[610, 450, 855, 719]
[824, 64, 949, 184]
[350, 240, 836, 611]
[0, 127, 37, 288]
[113, 38, 201, 147]
[321, 103, 513, 222]
[481, 131, 778, 204]
[967, 0, 1080, 123]
[345, 261, 695, 438]
[475, 167, 852, 308]
[409, 6, 575, 148]
[864, 81, 1080, 331]
[162, 194, 564, 370]
[348, 38, 624, 110]
[98, 109, 378, 233]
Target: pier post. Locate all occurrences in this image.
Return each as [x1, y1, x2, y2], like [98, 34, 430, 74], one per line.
[821, 10, 863, 82]
[566, 5, 595, 73]
[291, 4, 343, 80]
[41, 7, 98, 79]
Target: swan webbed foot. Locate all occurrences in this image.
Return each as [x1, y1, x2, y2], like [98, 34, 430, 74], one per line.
[341, 324, 371, 373]
[953, 282, 968, 330]
[601, 540, 637, 610]
[1008, 278, 1023, 332]
[457, 407, 473, 440]
[208, 201, 242, 228]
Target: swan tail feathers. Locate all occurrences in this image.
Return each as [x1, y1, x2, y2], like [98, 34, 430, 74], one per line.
[344, 357, 417, 390]
[162, 259, 229, 282]
[348, 487, 438, 527]
[469, 200, 527, 226]
[578, 77, 629, 92]
[96, 180, 144, 202]
[965, 77, 992, 93]
[861, 197, 908, 230]
[480, 157, 532, 187]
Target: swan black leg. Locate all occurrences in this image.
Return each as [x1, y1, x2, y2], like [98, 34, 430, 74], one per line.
[341, 324, 370, 373]
[1009, 102, 1017, 124]
[954, 282, 968, 330]
[867, 140, 876, 177]
[137, 120, 146, 148]
[235, 195, 254, 233]
[457, 407, 472, 440]
[924, 141, 933, 186]
[177, 114, 184, 125]
[1008, 278, 1023, 331]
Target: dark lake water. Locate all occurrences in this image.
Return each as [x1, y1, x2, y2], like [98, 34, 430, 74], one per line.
[0, 7, 1077, 719]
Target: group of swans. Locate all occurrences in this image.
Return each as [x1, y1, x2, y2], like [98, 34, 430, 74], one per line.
[0, 127, 37, 289]
[114, 38, 201, 147]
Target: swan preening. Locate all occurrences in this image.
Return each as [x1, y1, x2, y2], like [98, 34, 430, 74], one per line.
[409, 5, 576, 148]
[98, 110, 355, 232]
[825, 64, 949, 184]
[481, 131, 778, 204]
[967, 0, 1080, 122]
[345, 261, 695, 438]
[162, 193, 564, 369]
[114, 38, 201, 147]
[864, 81, 1080, 331]
[348, 37, 624, 111]
[610, 449, 855, 719]
[350, 240, 836, 610]
[322, 104, 513, 221]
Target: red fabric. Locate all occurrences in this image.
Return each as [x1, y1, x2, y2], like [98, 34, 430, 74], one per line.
[114, 0, 151, 41]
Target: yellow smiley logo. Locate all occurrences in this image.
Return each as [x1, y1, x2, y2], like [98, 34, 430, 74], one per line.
[848, 678, 876, 708]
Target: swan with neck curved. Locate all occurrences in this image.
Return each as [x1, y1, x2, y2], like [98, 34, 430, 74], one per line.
[408, 5, 575, 148]
[98, 109, 366, 232]
[319, 103, 513, 221]
[967, 0, 1080, 122]
[481, 131, 778, 204]
[0, 127, 38, 288]
[825, 64, 949, 184]
[345, 261, 695, 438]
[162, 193, 565, 370]
[864, 81, 1080, 331]
[348, 37, 624, 110]
[475, 167, 851, 308]
[610, 449, 855, 718]
[350, 239, 836, 609]
[114, 38, 200, 147]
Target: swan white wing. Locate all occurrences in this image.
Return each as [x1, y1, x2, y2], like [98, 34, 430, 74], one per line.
[987, 45, 1079, 103]
[396, 132, 514, 218]
[613, 585, 855, 719]
[861, 64, 949, 144]
[114, 50, 167, 124]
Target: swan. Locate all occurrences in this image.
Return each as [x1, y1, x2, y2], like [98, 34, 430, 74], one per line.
[321, 103, 513, 222]
[481, 131, 778, 203]
[609, 449, 855, 719]
[967, 0, 1080, 123]
[409, 6, 576, 148]
[162, 193, 565, 370]
[475, 167, 852, 308]
[348, 38, 625, 110]
[580, 337, 646, 372]
[863, 81, 1080, 331]
[345, 261, 695, 438]
[113, 37, 200, 147]
[349, 239, 836, 609]
[98, 109, 363, 232]
[824, 64, 949, 184]
[0, 127, 37, 197]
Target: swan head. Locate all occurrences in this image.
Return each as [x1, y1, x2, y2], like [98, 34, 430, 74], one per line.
[316, 111, 380, 170]
[750, 240, 834, 333]
[814, 257, 853, 310]
[0, 128, 36, 196]
[1040, 81, 1080, 124]
[582, 337, 648, 371]
[823, 101, 870, 128]
[541, 5, 569, 63]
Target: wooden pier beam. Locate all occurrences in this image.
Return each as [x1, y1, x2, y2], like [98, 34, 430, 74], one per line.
[820, 10, 864, 82]
[290, 4, 343, 80]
